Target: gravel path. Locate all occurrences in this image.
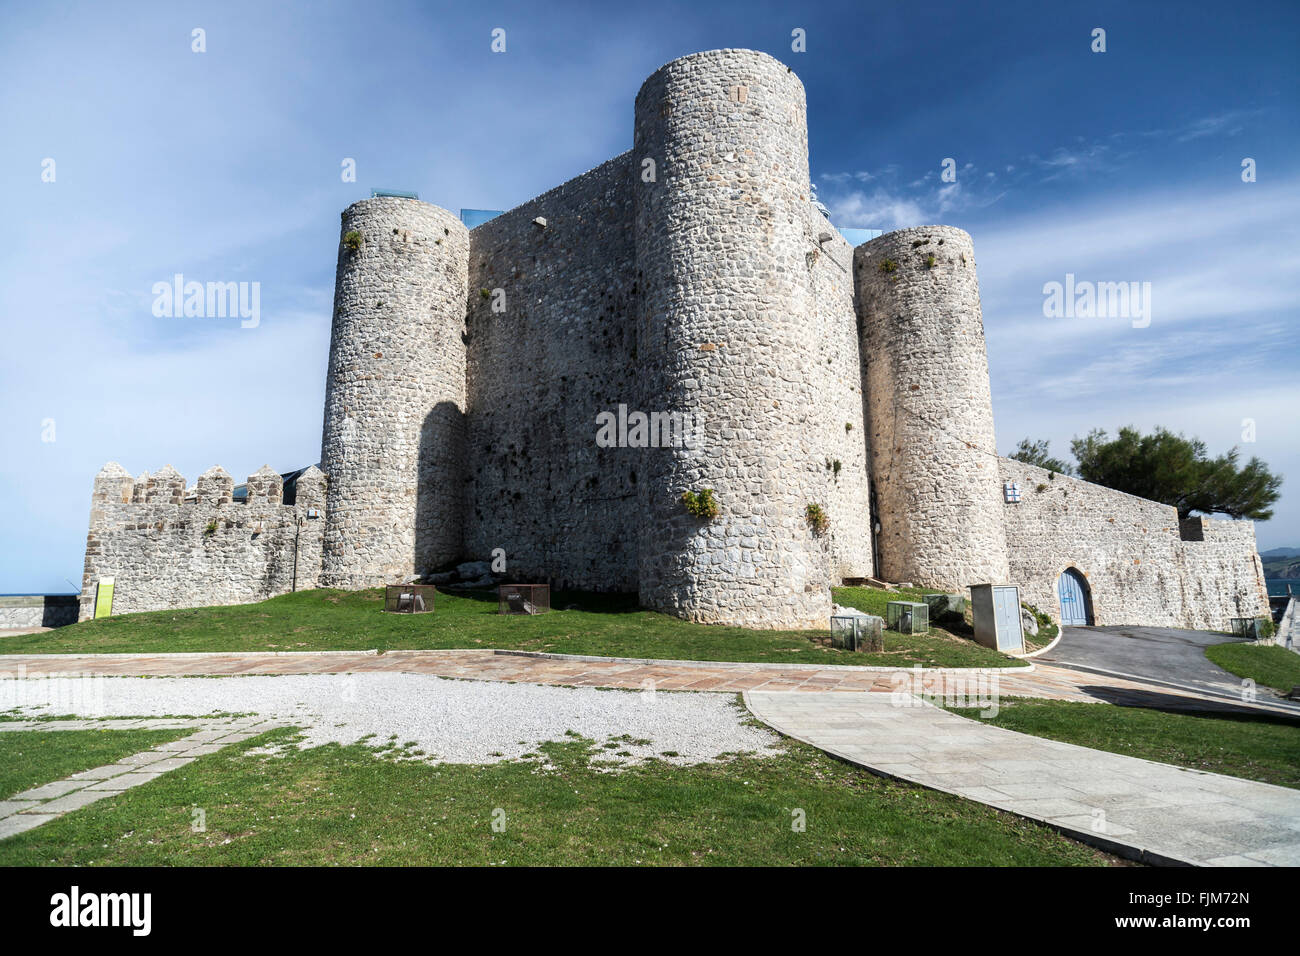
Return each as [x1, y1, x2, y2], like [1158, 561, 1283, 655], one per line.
[4, 674, 781, 767]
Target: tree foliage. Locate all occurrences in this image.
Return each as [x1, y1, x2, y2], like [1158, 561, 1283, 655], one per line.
[1069, 426, 1282, 521]
[1008, 438, 1074, 476]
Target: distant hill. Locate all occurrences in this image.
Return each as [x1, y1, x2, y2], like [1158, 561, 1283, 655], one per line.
[1261, 549, 1300, 579]
[1261, 547, 1300, 559]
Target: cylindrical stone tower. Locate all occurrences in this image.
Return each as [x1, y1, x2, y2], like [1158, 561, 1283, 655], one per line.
[633, 49, 831, 629]
[320, 197, 469, 588]
[854, 226, 1010, 590]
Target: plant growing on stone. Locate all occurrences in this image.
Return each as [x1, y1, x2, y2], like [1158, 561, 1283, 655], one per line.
[925, 254, 937, 269]
[480, 288, 491, 299]
[203, 520, 217, 537]
[343, 230, 363, 253]
[681, 488, 719, 520]
[879, 258, 897, 274]
[805, 502, 829, 535]
[845, 422, 853, 432]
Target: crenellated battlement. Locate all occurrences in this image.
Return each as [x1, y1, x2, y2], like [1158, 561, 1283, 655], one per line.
[80, 462, 328, 621]
[91, 462, 325, 513]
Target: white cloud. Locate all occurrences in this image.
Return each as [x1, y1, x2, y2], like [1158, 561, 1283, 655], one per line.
[979, 179, 1300, 548]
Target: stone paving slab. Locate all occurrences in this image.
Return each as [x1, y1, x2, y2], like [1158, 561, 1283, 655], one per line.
[0, 720, 257, 841]
[8, 649, 1294, 717]
[745, 690, 1300, 867]
[85, 770, 169, 792]
[0, 813, 57, 839]
[11, 779, 87, 800]
[0, 800, 40, 819]
[29, 789, 111, 814]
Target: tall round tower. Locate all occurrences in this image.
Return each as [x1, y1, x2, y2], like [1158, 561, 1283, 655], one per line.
[854, 226, 1010, 590]
[319, 197, 469, 588]
[633, 49, 830, 628]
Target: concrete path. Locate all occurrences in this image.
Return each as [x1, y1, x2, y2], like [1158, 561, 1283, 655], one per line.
[745, 690, 1300, 867]
[0, 717, 286, 840]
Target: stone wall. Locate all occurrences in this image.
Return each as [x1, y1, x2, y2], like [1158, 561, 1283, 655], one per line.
[1175, 515, 1271, 631]
[320, 198, 470, 588]
[0, 595, 79, 629]
[999, 457, 1269, 629]
[805, 219, 874, 581]
[855, 226, 1010, 591]
[78, 462, 327, 621]
[633, 48, 832, 629]
[463, 154, 640, 590]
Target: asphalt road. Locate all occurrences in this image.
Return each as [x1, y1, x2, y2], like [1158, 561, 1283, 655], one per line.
[1038, 624, 1284, 704]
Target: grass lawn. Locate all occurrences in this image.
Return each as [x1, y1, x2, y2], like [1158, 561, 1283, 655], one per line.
[947, 698, 1300, 789]
[0, 727, 1116, 866]
[2, 587, 1025, 669]
[1205, 643, 1300, 695]
[1, 728, 191, 798]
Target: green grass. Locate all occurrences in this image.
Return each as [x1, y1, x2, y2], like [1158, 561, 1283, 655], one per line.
[1205, 643, 1300, 695]
[1, 729, 191, 798]
[3, 587, 1025, 669]
[0, 728, 1115, 866]
[947, 698, 1300, 789]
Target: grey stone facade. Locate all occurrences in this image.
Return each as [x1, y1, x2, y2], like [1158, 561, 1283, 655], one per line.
[319, 198, 469, 589]
[855, 226, 1010, 592]
[1000, 458, 1269, 630]
[633, 49, 840, 628]
[0, 595, 78, 629]
[78, 462, 326, 622]
[78, 48, 1268, 632]
[464, 153, 640, 591]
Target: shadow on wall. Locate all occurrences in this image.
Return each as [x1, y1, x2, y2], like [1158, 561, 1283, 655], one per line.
[415, 400, 467, 576]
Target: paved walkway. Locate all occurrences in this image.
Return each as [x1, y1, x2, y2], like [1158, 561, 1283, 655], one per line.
[0, 648, 1275, 707]
[745, 691, 1300, 866]
[0, 717, 286, 840]
[6, 649, 1297, 860]
[4, 648, 1296, 717]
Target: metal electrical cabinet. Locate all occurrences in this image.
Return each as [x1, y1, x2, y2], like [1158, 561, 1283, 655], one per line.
[970, 584, 1024, 654]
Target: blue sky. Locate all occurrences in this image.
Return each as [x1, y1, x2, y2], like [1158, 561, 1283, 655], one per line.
[1, 0, 1297, 592]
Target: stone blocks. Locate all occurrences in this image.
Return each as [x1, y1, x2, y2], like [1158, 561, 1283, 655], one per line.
[320, 197, 470, 588]
[854, 226, 1011, 592]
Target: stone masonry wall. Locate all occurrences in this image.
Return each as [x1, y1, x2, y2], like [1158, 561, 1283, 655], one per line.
[633, 49, 832, 628]
[320, 198, 470, 588]
[805, 218, 873, 581]
[855, 226, 1010, 591]
[0, 596, 79, 629]
[78, 462, 326, 621]
[463, 154, 640, 590]
[1175, 514, 1270, 630]
[999, 457, 1269, 629]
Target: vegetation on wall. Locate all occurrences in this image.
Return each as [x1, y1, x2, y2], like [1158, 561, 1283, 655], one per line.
[681, 488, 719, 520]
[805, 502, 829, 535]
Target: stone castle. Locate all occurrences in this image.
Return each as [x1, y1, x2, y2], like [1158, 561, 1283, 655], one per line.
[80, 49, 1270, 631]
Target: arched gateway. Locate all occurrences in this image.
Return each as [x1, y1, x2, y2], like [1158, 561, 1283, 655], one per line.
[1057, 568, 1093, 626]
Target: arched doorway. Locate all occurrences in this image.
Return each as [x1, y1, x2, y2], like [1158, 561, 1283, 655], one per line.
[1057, 568, 1093, 626]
